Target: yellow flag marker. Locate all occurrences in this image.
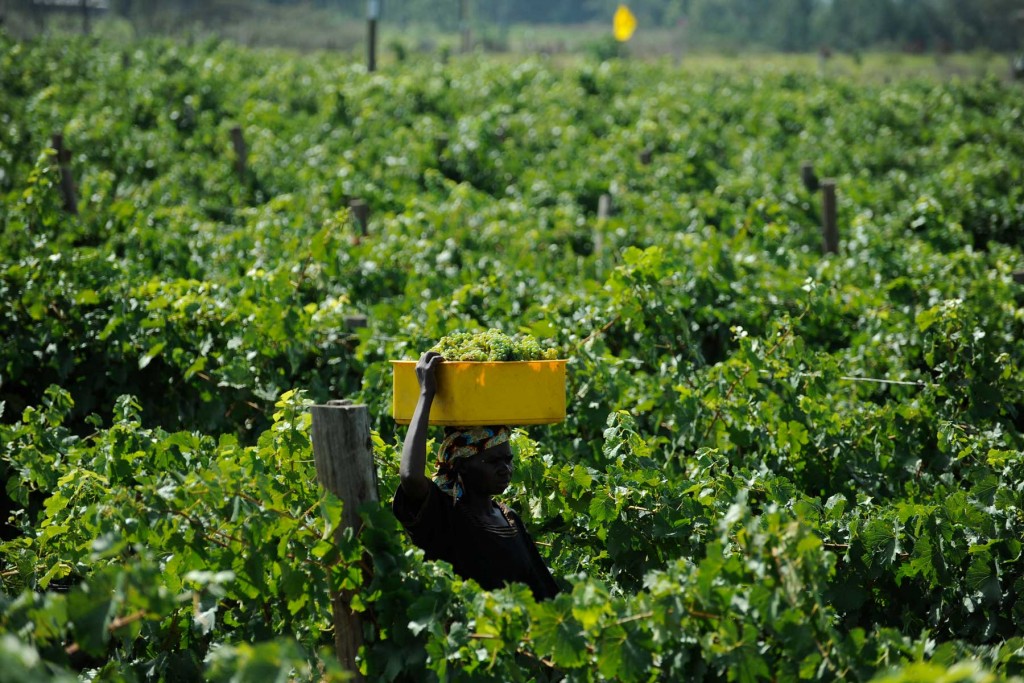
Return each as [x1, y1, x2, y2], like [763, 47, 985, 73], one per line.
[613, 5, 637, 42]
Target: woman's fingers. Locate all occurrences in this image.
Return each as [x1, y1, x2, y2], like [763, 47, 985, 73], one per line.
[416, 351, 444, 392]
[418, 351, 443, 372]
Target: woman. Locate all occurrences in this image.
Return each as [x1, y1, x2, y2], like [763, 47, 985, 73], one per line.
[392, 351, 560, 600]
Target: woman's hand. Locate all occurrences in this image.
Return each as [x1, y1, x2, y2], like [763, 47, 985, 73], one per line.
[416, 350, 443, 398]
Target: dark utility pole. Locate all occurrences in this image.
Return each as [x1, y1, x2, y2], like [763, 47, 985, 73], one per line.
[460, 0, 470, 53]
[367, 0, 379, 72]
[81, 0, 91, 35]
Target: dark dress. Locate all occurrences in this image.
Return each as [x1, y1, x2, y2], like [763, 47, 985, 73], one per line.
[393, 483, 560, 600]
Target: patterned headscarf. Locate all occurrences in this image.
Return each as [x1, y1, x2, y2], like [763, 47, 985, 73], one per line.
[433, 425, 512, 503]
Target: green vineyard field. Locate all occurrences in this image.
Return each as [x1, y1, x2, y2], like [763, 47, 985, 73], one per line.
[2, 34, 1023, 681]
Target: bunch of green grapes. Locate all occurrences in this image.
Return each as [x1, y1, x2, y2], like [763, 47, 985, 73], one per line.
[430, 329, 559, 361]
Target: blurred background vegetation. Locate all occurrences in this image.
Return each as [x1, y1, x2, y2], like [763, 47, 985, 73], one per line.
[1, 0, 1022, 59]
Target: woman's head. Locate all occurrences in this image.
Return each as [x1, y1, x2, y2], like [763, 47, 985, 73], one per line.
[434, 425, 513, 502]
[455, 440, 513, 497]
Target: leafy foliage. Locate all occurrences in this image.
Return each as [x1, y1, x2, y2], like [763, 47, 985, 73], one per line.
[2, 34, 1024, 681]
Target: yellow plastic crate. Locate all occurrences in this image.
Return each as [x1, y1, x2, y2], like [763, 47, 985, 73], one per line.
[391, 360, 567, 426]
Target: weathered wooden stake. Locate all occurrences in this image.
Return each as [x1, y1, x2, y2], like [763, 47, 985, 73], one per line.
[597, 194, 612, 222]
[800, 160, 820, 192]
[435, 134, 449, 158]
[344, 314, 368, 331]
[342, 316, 368, 350]
[674, 16, 688, 66]
[639, 146, 653, 165]
[310, 401, 378, 680]
[51, 133, 78, 215]
[229, 126, 248, 181]
[821, 179, 839, 254]
[349, 199, 369, 236]
[594, 193, 611, 266]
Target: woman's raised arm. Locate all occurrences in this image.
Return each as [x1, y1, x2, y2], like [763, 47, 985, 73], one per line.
[399, 351, 443, 505]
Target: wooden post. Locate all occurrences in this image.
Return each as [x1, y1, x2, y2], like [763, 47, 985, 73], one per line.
[349, 199, 369, 236]
[1013, 11, 1024, 80]
[435, 135, 449, 158]
[229, 126, 247, 181]
[674, 17, 688, 66]
[597, 194, 612, 222]
[800, 161, 820, 192]
[51, 133, 77, 215]
[818, 46, 831, 78]
[310, 401, 378, 679]
[639, 146, 653, 165]
[342, 316, 368, 350]
[594, 193, 611, 266]
[1013, 271, 1024, 285]
[344, 315, 368, 331]
[366, 0, 379, 72]
[821, 179, 839, 254]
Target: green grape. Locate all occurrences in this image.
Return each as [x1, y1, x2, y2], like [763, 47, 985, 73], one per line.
[429, 329, 560, 361]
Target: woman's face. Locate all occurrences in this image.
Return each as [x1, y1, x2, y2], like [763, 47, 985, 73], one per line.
[457, 441, 514, 496]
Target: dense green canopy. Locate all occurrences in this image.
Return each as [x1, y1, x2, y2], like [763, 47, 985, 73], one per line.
[2, 31, 1023, 680]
